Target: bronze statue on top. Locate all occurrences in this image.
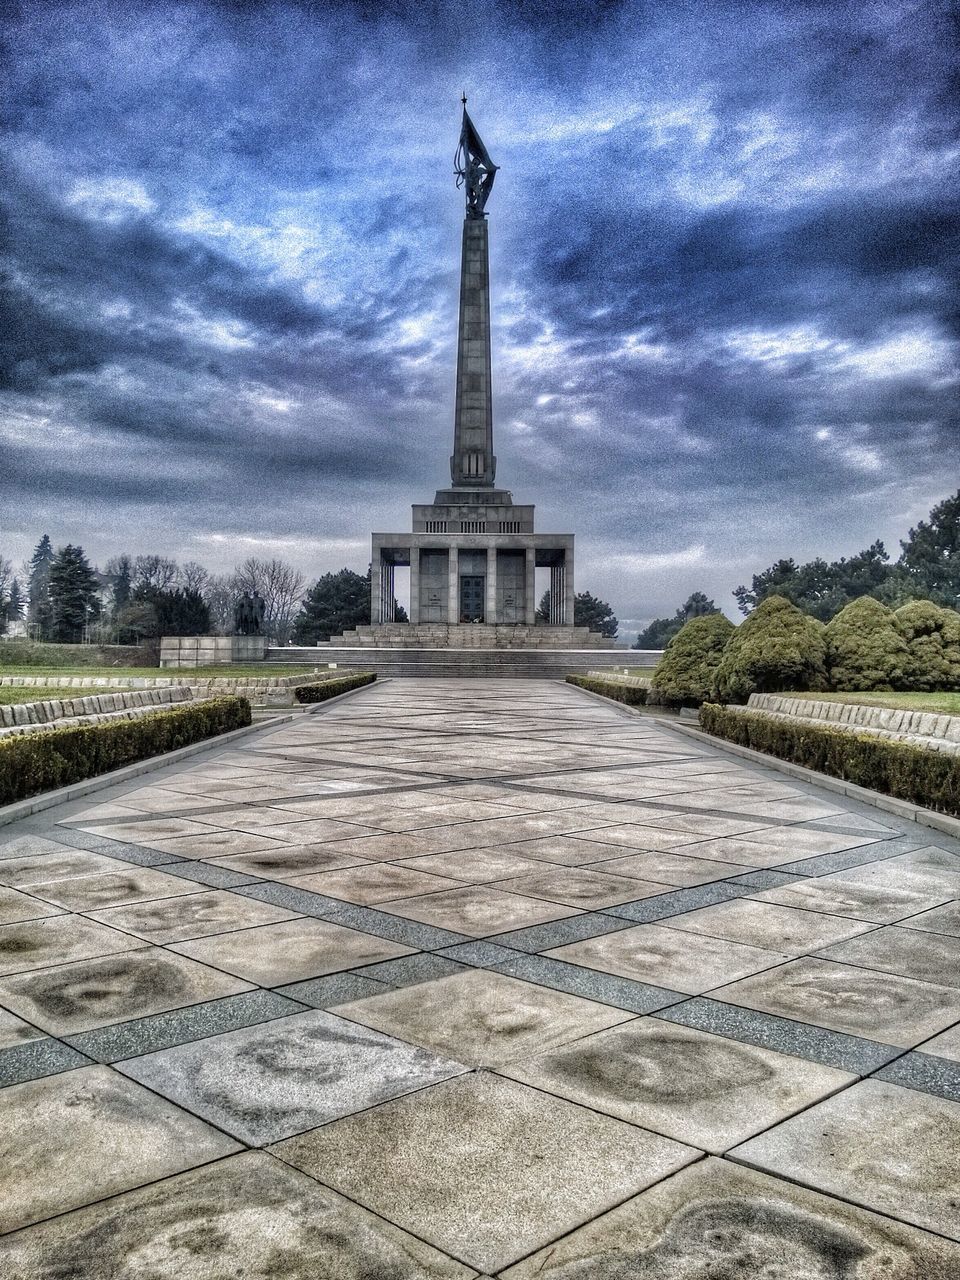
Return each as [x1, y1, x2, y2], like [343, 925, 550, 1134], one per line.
[455, 95, 498, 219]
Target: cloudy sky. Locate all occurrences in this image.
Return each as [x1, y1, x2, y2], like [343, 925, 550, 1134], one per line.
[2, 0, 957, 639]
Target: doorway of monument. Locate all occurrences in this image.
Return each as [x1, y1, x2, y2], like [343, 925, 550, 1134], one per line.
[459, 574, 485, 622]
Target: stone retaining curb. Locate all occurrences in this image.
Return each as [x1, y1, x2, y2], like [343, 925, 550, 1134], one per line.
[744, 694, 960, 755]
[0, 701, 200, 740]
[0, 672, 323, 692]
[586, 671, 652, 687]
[0, 685, 193, 731]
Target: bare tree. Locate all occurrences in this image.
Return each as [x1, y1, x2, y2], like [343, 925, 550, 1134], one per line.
[133, 554, 179, 591]
[232, 557, 306, 644]
[204, 573, 238, 635]
[180, 560, 210, 594]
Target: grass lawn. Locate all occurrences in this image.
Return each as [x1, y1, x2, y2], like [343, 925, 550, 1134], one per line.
[623, 666, 658, 678]
[0, 686, 76, 705]
[0, 664, 321, 679]
[784, 691, 960, 715]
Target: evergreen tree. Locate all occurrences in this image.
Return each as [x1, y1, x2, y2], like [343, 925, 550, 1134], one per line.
[651, 613, 735, 706]
[896, 601, 960, 691]
[536, 590, 618, 637]
[48, 544, 100, 643]
[825, 597, 910, 691]
[635, 592, 720, 648]
[0, 557, 11, 635]
[733, 543, 891, 620]
[898, 490, 960, 607]
[713, 595, 829, 703]
[27, 533, 54, 639]
[7, 576, 24, 623]
[154, 588, 211, 636]
[110, 555, 132, 612]
[293, 569, 371, 643]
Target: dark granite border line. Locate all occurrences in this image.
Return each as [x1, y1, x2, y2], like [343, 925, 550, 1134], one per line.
[30, 825, 188, 866]
[273, 972, 393, 1008]
[482, 912, 633, 953]
[655, 996, 902, 1074]
[62, 989, 308, 1063]
[0, 1036, 92, 1088]
[874, 1050, 960, 1103]
[601, 881, 747, 923]
[491, 951, 686, 1015]
[152, 861, 264, 889]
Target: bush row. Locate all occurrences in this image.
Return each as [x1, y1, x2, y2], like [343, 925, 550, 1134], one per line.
[0, 696, 251, 806]
[651, 595, 960, 707]
[566, 675, 648, 706]
[699, 702, 960, 817]
[294, 671, 376, 703]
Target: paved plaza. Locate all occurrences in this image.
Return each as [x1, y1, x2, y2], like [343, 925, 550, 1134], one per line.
[1, 678, 959, 1276]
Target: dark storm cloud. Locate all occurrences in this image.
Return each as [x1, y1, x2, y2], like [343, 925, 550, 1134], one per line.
[1, 0, 957, 633]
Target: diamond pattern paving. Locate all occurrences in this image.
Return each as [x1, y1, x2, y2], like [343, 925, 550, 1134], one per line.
[0, 676, 959, 1276]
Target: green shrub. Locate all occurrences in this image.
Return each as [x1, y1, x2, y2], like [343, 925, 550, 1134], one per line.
[566, 675, 648, 706]
[712, 595, 828, 704]
[652, 613, 735, 706]
[699, 702, 960, 816]
[294, 672, 376, 703]
[0, 696, 250, 805]
[896, 601, 960, 691]
[824, 596, 910, 691]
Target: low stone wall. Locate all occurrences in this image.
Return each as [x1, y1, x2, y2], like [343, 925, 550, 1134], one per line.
[743, 694, 960, 755]
[586, 671, 652, 687]
[159, 635, 268, 667]
[0, 686, 193, 731]
[0, 699, 198, 739]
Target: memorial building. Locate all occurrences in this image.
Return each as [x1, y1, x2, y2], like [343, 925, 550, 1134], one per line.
[370, 102, 577, 636]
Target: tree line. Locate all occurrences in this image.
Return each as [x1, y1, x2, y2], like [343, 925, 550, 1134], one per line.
[635, 488, 960, 649]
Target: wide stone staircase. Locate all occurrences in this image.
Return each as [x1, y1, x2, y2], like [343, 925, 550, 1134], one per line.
[317, 624, 618, 649]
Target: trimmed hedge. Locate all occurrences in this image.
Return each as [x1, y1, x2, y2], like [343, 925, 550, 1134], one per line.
[652, 612, 735, 707]
[294, 671, 376, 703]
[566, 675, 648, 706]
[713, 596, 828, 703]
[0, 696, 251, 806]
[699, 702, 960, 817]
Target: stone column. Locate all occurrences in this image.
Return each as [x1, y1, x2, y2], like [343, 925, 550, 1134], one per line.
[409, 548, 421, 625]
[381, 563, 395, 623]
[447, 546, 459, 624]
[563, 546, 575, 626]
[550, 564, 562, 625]
[524, 546, 536, 625]
[486, 546, 497, 624]
[371, 550, 382, 624]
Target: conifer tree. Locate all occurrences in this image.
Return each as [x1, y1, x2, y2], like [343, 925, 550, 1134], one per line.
[27, 533, 54, 639]
[825, 597, 910, 691]
[713, 595, 829, 703]
[48, 544, 100, 643]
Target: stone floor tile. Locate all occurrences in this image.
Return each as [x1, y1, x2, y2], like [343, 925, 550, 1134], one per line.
[877, 1050, 960, 1104]
[335, 967, 632, 1066]
[0, 1065, 239, 1233]
[142, 860, 263, 889]
[207, 844, 372, 878]
[589, 848, 747, 885]
[749, 874, 949, 923]
[237, 879, 346, 917]
[0, 915, 142, 976]
[0, 1036, 90, 1088]
[86, 887, 302, 942]
[732, 1079, 960, 1241]
[24, 865, 204, 912]
[118, 1008, 467, 1145]
[0, 847, 139, 887]
[913, 1021, 960, 1063]
[378, 884, 580, 937]
[901, 900, 960, 937]
[665, 898, 876, 953]
[815, 924, 960, 987]
[78, 816, 215, 843]
[0, 1007, 45, 1050]
[714, 955, 960, 1047]
[499, 1155, 960, 1279]
[0, 1152, 476, 1279]
[145, 830, 294, 859]
[567, 824, 704, 853]
[0, 947, 253, 1035]
[64, 989, 307, 1062]
[395, 846, 557, 882]
[656, 996, 900, 1073]
[322, 901, 471, 949]
[547, 922, 787, 994]
[0, 887, 64, 925]
[493, 865, 668, 909]
[0, 834, 86, 861]
[824, 846, 960, 899]
[170, 916, 414, 984]
[501, 1017, 852, 1151]
[286, 861, 462, 904]
[274, 1072, 697, 1274]
[502, 833, 678, 865]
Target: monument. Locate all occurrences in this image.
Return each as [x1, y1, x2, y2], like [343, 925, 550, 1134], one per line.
[370, 100, 578, 637]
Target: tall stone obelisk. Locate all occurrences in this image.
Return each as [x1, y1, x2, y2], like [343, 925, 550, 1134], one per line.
[450, 100, 498, 489]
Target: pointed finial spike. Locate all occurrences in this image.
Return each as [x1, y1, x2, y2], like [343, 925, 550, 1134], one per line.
[461, 90, 467, 106]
